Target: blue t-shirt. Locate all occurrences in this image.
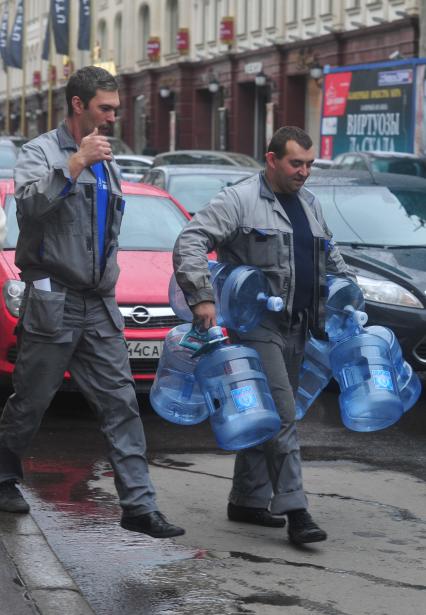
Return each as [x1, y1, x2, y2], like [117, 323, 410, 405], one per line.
[91, 162, 109, 271]
[275, 192, 314, 311]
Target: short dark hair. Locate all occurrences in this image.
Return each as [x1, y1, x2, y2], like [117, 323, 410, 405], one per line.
[267, 126, 313, 159]
[65, 65, 118, 116]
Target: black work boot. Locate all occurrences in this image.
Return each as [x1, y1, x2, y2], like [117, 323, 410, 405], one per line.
[0, 480, 30, 513]
[120, 511, 185, 538]
[228, 502, 286, 528]
[287, 509, 327, 544]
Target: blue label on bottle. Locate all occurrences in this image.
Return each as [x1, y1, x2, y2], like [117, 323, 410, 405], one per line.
[371, 369, 394, 391]
[231, 385, 259, 412]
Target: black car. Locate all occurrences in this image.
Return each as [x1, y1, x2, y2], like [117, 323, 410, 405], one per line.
[332, 151, 426, 178]
[306, 170, 426, 371]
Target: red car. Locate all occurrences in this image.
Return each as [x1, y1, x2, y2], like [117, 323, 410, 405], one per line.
[0, 179, 190, 392]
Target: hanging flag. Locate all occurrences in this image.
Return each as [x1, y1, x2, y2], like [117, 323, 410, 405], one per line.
[41, 17, 50, 61]
[51, 0, 69, 56]
[7, 0, 24, 69]
[0, 2, 9, 68]
[78, 0, 91, 51]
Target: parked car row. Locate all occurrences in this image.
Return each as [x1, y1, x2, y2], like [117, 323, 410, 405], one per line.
[0, 179, 189, 391]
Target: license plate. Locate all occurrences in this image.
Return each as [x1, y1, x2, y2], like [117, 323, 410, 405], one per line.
[126, 341, 163, 359]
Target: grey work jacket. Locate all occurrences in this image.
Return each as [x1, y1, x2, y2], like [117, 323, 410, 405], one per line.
[173, 171, 352, 337]
[14, 121, 124, 296]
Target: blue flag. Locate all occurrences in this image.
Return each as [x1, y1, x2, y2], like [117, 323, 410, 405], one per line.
[41, 17, 50, 61]
[51, 0, 69, 56]
[78, 0, 91, 51]
[0, 3, 9, 68]
[7, 0, 24, 69]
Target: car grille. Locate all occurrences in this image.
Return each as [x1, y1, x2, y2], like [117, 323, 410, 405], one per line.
[414, 337, 426, 364]
[119, 305, 185, 329]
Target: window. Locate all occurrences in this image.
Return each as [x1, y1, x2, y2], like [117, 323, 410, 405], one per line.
[167, 0, 179, 54]
[114, 13, 122, 67]
[285, 0, 298, 24]
[138, 4, 150, 60]
[97, 20, 108, 61]
[237, 0, 249, 35]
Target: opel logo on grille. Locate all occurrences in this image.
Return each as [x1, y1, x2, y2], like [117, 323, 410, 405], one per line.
[130, 305, 151, 325]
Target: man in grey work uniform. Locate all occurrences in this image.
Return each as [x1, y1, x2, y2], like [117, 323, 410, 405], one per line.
[173, 126, 352, 544]
[0, 66, 184, 539]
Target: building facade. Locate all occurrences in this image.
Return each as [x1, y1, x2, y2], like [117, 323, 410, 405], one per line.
[0, 0, 421, 158]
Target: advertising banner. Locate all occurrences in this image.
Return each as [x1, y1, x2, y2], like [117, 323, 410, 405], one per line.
[320, 63, 416, 158]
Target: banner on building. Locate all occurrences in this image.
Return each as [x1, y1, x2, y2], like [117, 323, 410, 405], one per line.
[147, 37, 160, 62]
[78, 0, 91, 51]
[320, 61, 418, 158]
[0, 3, 9, 68]
[219, 17, 234, 45]
[7, 0, 24, 69]
[51, 0, 69, 56]
[176, 28, 189, 55]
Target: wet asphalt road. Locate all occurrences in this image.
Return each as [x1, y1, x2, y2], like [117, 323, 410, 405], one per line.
[2, 378, 426, 615]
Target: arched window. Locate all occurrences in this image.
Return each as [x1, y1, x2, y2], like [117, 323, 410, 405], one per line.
[166, 0, 178, 54]
[138, 4, 150, 60]
[114, 13, 123, 67]
[97, 19, 108, 61]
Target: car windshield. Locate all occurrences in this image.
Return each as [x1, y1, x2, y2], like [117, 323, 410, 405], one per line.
[370, 157, 426, 178]
[310, 185, 426, 247]
[225, 153, 260, 168]
[168, 173, 250, 213]
[3, 194, 188, 251]
[159, 153, 234, 166]
[108, 138, 133, 155]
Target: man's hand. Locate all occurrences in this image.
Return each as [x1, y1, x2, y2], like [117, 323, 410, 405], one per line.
[68, 128, 113, 180]
[191, 301, 217, 331]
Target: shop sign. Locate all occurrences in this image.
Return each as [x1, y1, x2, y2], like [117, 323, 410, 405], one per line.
[244, 62, 262, 75]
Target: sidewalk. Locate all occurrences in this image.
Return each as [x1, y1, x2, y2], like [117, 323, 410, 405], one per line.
[0, 510, 95, 615]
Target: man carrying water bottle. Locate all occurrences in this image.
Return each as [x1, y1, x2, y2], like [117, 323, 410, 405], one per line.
[173, 126, 352, 545]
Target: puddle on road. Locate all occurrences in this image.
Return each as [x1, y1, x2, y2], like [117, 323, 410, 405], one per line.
[22, 459, 238, 615]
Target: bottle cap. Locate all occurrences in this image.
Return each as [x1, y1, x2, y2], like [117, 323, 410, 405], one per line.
[267, 296, 284, 312]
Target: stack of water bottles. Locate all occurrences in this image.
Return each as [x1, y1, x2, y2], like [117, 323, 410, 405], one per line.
[295, 275, 422, 432]
[150, 262, 286, 450]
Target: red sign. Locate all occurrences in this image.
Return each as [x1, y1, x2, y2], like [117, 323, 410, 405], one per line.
[33, 70, 41, 89]
[220, 16, 234, 44]
[147, 37, 161, 62]
[49, 65, 57, 86]
[323, 72, 352, 117]
[176, 28, 189, 54]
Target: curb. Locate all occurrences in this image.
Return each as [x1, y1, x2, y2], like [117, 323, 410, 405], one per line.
[0, 511, 95, 615]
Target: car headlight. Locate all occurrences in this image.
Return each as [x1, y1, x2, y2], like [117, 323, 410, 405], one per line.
[3, 280, 25, 317]
[356, 275, 423, 309]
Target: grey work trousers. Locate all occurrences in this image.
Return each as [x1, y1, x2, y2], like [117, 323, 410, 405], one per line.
[229, 313, 309, 515]
[0, 285, 157, 516]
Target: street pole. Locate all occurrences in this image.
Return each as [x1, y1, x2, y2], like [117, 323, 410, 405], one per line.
[420, 0, 426, 58]
[20, 0, 26, 135]
[5, 67, 10, 133]
[47, 17, 53, 131]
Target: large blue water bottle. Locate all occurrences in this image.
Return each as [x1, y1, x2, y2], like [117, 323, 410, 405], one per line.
[295, 275, 367, 419]
[169, 261, 284, 333]
[194, 326, 281, 450]
[329, 331, 404, 432]
[295, 336, 332, 420]
[149, 324, 209, 425]
[365, 325, 421, 413]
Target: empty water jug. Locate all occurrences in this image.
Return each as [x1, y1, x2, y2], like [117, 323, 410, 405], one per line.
[194, 326, 281, 450]
[295, 336, 332, 420]
[330, 331, 403, 432]
[169, 261, 284, 333]
[150, 324, 209, 425]
[365, 325, 421, 413]
[325, 275, 367, 343]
